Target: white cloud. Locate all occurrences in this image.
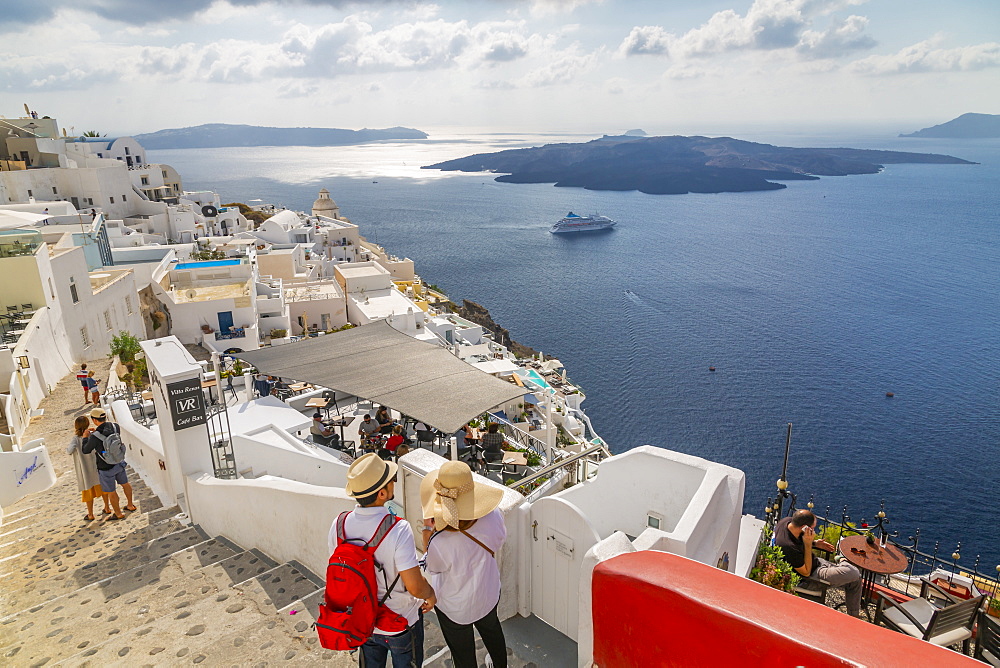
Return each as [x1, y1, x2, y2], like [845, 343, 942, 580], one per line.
[529, 0, 601, 19]
[518, 46, 598, 86]
[797, 15, 875, 59]
[618, 26, 670, 57]
[850, 37, 1000, 75]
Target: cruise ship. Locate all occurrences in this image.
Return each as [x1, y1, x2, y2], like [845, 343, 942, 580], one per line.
[550, 211, 617, 234]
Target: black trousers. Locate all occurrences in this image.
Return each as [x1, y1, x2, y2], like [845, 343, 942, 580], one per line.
[435, 604, 507, 668]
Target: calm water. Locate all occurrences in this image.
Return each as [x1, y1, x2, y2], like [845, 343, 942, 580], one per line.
[152, 132, 1000, 568]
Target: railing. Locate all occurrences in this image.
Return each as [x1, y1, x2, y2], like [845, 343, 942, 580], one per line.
[508, 443, 610, 494]
[765, 494, 1000, 603]
[104, 387, 155, 426]
[486, 411, 548, 459]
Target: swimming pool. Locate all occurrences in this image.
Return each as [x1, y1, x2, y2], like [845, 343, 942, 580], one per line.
[175, 259, 241, 269]
[524, 369, 552, 390]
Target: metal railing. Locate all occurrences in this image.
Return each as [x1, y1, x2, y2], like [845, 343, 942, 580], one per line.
[215, 328, 246, 340]
[486, 411, 547, 459]
[508, 443, 610, 494]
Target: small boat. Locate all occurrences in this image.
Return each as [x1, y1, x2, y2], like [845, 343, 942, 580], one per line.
[550, 212, 616, 234]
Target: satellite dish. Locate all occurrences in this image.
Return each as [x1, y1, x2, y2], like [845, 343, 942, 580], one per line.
[186, 289, 198, 299]
[202, 205, 219, 217]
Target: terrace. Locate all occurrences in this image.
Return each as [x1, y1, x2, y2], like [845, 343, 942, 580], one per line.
[752, 433, 1000, 660]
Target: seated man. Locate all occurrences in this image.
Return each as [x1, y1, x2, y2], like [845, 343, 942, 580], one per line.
[358, 413, 380, 447]
[479, 423, 504, 465]
[310, 412, 336, 447]
[775, 509, 862, 617]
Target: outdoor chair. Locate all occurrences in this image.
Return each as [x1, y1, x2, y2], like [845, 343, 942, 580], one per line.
[793, 577, 831, 605]
[483, 460, 505, 482]
[416, 429, 436, 449]
[21, 303, 32, 311]
[875, 579, 984, 653]
[975, 610, 1000, 667]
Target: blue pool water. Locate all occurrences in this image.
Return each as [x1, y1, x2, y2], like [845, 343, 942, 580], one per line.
[524, 369, 552, 390]
[175, 259, 242, 269]
[151, 132, 1000, 567]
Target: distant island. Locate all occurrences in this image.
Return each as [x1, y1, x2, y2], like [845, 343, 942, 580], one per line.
[423, 135, 975, 195]
[900, 113, 1000, 138]
[135, 123, 428, 149]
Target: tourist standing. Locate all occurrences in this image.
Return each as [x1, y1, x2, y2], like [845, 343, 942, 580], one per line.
[420, 461, 508, 668]
[330, 453, 435, 667]
[66, 415, 111, 521]
[85, 370, 100, 405]
[77, 363, 90, 404]
[82, 408, 136, 520]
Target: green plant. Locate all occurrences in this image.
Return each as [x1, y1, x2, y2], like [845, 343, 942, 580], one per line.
[816, 521, 859, 547]
[526, 451, 542, 467]
[81, 130, 106, 137]
[151, 316, 161, 331]
[988, 597, 1000, 616]
[109, 331, 142, 363]
[129, 357, 148, 390]
[270, 328, 287, 338]
[750, 527, 801, 594]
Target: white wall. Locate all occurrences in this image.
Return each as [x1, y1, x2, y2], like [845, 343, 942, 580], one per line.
[185, 473, 356, 577]
[109, 399, 173, 504]
[0, 438, 55, 511]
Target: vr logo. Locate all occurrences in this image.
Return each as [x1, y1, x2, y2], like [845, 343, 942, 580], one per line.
[176, 397, 199, 413]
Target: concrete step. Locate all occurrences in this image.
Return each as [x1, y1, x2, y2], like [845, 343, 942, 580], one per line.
[61, 561, 323, 666]
[0, 535, 243, 646]
[1, 507, 185, 589]
[3, 549, 280, 666]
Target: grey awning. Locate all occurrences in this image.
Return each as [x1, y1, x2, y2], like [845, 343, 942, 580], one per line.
[233, 320, 524, 433]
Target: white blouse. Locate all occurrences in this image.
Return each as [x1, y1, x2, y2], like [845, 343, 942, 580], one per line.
[424, 509, 506, 625]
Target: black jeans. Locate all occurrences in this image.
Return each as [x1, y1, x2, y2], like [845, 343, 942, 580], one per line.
[435, 604, 507, 668]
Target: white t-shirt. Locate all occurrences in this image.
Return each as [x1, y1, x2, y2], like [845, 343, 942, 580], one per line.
[424, 509, 506, 625]
[327, 506, 422, 633]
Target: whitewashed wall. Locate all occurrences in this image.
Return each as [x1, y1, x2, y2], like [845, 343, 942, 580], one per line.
[109, 399, 173, 504]
[230, 432, 348, 487]
[185, 473, 356, 577]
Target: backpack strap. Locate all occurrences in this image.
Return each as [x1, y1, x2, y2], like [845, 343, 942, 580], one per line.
[367, 513, 400, 551]
[334, 511, 350, 546]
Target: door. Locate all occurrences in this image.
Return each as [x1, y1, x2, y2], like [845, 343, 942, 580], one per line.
[529, 496, 601, 641]
[217, 311, 234, 334]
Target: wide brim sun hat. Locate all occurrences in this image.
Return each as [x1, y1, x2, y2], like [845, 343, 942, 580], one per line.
[345, 453, 398, 498]
[420, 460, 504, 530]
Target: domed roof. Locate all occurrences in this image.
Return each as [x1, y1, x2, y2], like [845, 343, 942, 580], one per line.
[312, 188, 339, 216]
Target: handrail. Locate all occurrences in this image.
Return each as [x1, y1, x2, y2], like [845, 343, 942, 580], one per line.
[509, 443, 608, 491]
[486, 411, 547, 458]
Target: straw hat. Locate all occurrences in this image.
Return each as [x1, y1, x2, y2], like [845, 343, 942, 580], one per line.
[420, 461, 504, 530]
[345, 453, 398, 498]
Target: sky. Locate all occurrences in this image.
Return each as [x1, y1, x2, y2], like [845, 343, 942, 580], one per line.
[1, 0, 998, 136]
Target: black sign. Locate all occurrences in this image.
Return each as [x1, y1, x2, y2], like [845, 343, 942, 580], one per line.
[166, 378, 206, 430]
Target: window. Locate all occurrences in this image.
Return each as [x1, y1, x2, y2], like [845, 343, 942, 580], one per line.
[104, 310, 112, 331]
[69, 277, 79, 304]
[80, 326, 91, 348]
[110, 197, 115, 204]
[141, 176, 149, 185]
[162, 170, 168, 178]
[122, 194, 127, 202]
[27, 189, 33, 197]
[87, 198, 93, 205]
[125, 295, 133, 315]
[52, 187, 58, 194]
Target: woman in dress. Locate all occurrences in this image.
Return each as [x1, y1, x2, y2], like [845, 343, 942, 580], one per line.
[66, 415, 110, 521]
[420, 461, 507, 668]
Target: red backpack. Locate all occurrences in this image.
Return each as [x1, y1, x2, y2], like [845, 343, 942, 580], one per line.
[315, 511, 410, 650]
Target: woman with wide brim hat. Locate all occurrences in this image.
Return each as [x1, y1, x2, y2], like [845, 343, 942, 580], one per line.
[420, 461, 508, 668]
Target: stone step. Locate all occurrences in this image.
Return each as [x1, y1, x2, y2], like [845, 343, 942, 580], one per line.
[0, 534, 243, 645]
[0, 522, 201, 630]
[61, 561, 323, 666]
[1, 506, 185, 585]
[3, 549, 279, 666]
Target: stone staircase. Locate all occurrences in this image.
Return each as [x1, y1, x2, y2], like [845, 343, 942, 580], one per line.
[0, 467, 362, 667]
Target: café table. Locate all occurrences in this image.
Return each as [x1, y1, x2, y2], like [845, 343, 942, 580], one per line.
[305, 396, 331, 418]
[288, 382, 311, 394]
[326, 416, 352, 449]
[201, 378, 217, 404]
[502, 451, 528, 466]
[838, 534, 909, 617]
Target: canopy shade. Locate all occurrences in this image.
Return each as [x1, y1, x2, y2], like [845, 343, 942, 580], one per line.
[233, 320, 525, 434]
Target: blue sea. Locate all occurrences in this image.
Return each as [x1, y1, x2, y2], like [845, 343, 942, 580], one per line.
[151, 131, 1000, 570]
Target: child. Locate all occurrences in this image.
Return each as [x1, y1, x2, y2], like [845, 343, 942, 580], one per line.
[86, 370, 100, 405]
[77, 363, 90, 403]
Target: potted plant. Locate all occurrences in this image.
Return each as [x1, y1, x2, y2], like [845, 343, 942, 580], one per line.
[989, 597, 1000, 618]
[750, 527, 801, 594]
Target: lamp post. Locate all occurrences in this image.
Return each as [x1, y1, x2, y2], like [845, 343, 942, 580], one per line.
[775, 422, 792, 519]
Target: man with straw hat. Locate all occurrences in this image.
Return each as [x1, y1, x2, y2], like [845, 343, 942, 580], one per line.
[329, 453, 435, 667]
[420, 461, 508, 668]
